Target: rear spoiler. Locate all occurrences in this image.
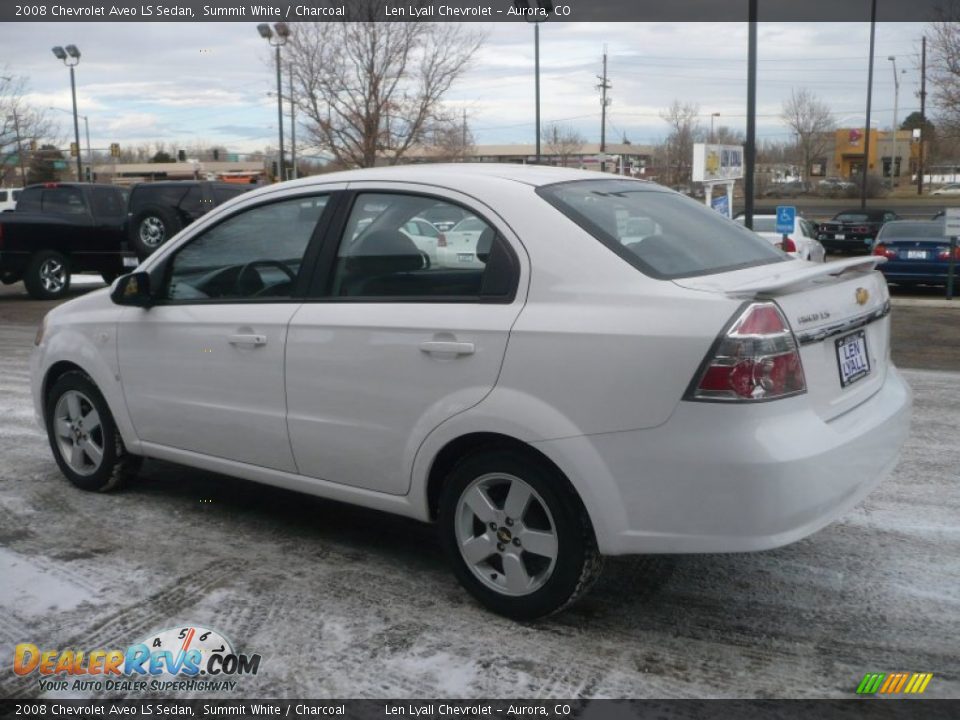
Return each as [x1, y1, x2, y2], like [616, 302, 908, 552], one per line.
[725, 256, 886, 298]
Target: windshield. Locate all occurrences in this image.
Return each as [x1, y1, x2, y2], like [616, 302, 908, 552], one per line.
[834, 213, 870, 223]
[537, 180, 785, 279]
[736, 217, 779, 233]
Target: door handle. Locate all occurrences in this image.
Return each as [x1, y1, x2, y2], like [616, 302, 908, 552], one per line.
[228, 334, 267, 347]
[419, 340, 475, 356]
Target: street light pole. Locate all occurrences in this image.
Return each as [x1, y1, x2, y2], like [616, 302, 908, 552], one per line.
[888, 56, 901, 186]
[52, 45, 83, 182]
[257, 23, 290, 182]
[50, 107, 90, 181]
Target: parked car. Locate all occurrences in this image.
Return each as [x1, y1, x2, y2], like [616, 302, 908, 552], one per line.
[418, 204, 467, 232]
[437, 214, 487, 268]
[31, 165, 911, 620]
[817, 177, 857, 195]
[761, 181, 810, 199]
[735, 214, 826, 262]
[0, 183, 135, 298]
[817, 208, 900, 254]
[872, 220, 960, 286]
[399, 217, 443, 265]
[0, 187, 22, 212]
[930, 183, 960, 196]
[127, 180, 253, 259]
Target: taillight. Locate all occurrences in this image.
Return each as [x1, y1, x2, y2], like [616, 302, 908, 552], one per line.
[937, 245, 960, 260]
[686, 302, 806, 402]
[873, 243, 898, 259]
[781, 237, 796, 253]
[437, 233, 447, 247]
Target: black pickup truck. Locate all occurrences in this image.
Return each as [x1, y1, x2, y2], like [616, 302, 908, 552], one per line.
[0, 183, 137, 299]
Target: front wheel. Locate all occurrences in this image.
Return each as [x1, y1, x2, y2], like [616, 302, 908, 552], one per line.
[23, 251, 71, 300]
[438, 449, 602, 620]
[131, 207, 182, 259]
[45, 371, 141, 492]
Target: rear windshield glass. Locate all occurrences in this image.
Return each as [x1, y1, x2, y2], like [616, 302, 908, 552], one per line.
[212, 185, 252, 204]
[537, 179, 785, 279]
[880, 222, 946, 239]
[737, 217, 779, 233]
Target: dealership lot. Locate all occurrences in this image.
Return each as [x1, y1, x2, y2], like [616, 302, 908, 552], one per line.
[0, 283, 958, 699]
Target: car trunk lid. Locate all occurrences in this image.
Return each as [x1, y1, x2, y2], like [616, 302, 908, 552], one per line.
[674, 257, 892, 421]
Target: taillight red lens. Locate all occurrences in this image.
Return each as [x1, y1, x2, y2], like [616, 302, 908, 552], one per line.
[437, 233, 447, 247]
[936, 246, 960, 260]
[873, 244, 897, 259]
[687, 302, 806, 402]
[781, 237, 796, 253]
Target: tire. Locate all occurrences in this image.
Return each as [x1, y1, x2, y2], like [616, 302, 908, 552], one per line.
[438, 448, 603, 620]
[0, 270, 21, 285]
[23, 251, 71, 300]
[131, 206, 182, 259]
[44, 371, 142, 492]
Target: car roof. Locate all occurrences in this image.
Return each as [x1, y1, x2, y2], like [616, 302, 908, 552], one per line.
[261, 163, 655, 191]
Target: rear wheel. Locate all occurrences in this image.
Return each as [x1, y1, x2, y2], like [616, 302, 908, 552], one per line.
[438, 448, 602, 620]
[45, 372, 141, 492]
[131, 206, 182, 259]
[23, 251, 71, 300]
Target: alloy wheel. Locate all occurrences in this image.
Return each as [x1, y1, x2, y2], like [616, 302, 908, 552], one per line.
[139, 216, 165, 247]
[40, 258, 66, 293]
[52, 390, 104, 476]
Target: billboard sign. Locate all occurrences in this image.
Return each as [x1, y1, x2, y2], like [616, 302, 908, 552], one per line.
[692, 144, 744, 182]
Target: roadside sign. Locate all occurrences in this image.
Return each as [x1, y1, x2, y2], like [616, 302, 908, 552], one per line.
[943, 208, 960, 237]
[711, 194, 730, 218]
[776, 206, 796, 234]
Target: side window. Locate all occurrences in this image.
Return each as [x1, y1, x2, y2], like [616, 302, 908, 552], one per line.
[15, 188, 41, 213]
[90, 188, 126, 219]
[330, 193, 516, 301]
[0, 192, 7, 201]
[164, 195, 328, 302]
[42, 187, 88, 215]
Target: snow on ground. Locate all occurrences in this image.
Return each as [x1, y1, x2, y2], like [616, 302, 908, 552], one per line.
[0, 324, 957, 700]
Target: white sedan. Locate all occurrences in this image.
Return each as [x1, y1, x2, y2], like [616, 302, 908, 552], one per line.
[30, 165, 911, 620]
[930, 183, 960, 196]
[736, 214, 826, 262]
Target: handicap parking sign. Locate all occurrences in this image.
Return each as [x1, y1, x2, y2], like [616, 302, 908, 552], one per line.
[776, 206, 796, 234]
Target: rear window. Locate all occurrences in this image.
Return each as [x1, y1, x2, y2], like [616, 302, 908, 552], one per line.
[834, 213, 870, 223]
[537, 180, 785, 279]
[880, 222, 945, 239]
[738, 217, 778, 233]
[211, 185, 251, 204]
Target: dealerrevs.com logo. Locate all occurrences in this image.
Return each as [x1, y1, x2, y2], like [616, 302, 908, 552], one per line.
[13, 626, 261, 693]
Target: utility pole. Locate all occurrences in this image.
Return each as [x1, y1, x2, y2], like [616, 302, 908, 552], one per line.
[918, 36, 927, 196]
[288, 62, 297, 179]
[744, 0, 757, 229]
[860, 0, 877, 210]
[597, 46, 611, 173]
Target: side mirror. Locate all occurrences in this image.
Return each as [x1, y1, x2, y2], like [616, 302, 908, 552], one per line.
[110, 272, 153, 308]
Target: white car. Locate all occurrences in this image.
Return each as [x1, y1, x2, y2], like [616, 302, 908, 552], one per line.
[436, 215, 487, 268]
[930, 183, 960, 196]
[0, 187, 22, 213]
[736, 215, 826, 262]
[399, 217, 443, 265]
[30, 165, 911, 619]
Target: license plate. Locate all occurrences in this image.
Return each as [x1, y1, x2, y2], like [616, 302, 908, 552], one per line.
[835, 233, 845, 240]
[122, 256, 139, 268]
[906, 250, 928, 259]
[835, 330, 871, 388]
[457, 253, 474, 263]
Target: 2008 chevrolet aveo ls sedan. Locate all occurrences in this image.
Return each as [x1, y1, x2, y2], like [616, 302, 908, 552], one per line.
[31, 165, 911, 619]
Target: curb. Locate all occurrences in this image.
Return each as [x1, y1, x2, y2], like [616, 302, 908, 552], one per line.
[890, 297, 960, 309]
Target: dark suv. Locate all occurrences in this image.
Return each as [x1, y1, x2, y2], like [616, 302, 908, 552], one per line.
[127, 181, 252, 258]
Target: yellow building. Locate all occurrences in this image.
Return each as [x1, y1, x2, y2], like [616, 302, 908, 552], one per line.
[830, 128, 920, 180]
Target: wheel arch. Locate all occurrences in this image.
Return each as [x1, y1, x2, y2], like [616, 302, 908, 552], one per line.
[424, 432, 596, 541]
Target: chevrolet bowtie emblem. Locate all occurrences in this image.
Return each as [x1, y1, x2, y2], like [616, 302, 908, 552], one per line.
[855, 287, 869, 306]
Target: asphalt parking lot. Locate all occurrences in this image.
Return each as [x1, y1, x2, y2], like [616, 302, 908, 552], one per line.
[0, 277, 958, 700]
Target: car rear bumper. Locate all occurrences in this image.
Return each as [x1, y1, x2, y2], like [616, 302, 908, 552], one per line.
[533, 365, 912, 555]
[820, 237, 873, 253]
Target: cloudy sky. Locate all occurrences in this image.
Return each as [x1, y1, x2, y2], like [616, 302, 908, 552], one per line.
[0, 21, 925, 158]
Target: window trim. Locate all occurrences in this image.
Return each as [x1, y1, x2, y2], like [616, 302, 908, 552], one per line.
[306, 189, 520, 304]
[150, 191, 340, 306]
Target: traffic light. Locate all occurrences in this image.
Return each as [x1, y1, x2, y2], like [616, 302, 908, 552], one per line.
[70, 142, 79, 157]
[110, 143, 121, 158]
[178, 149, 186, 161]
[212, 149, 220, 161]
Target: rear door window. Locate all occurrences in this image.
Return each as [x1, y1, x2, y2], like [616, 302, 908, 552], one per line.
[538, 179, 784, 279]
[42, 187, 88, 215]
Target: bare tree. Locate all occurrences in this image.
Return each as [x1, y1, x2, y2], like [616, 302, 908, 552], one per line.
[429, 115, 475, 162]
[286, 2, 484, 168]
[781, 88, 835, 181]
[712, 126, 745, 145]
[543, 123, 586, 167]
[659, 100, 702, 186]
[1, 72, 56, 186]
